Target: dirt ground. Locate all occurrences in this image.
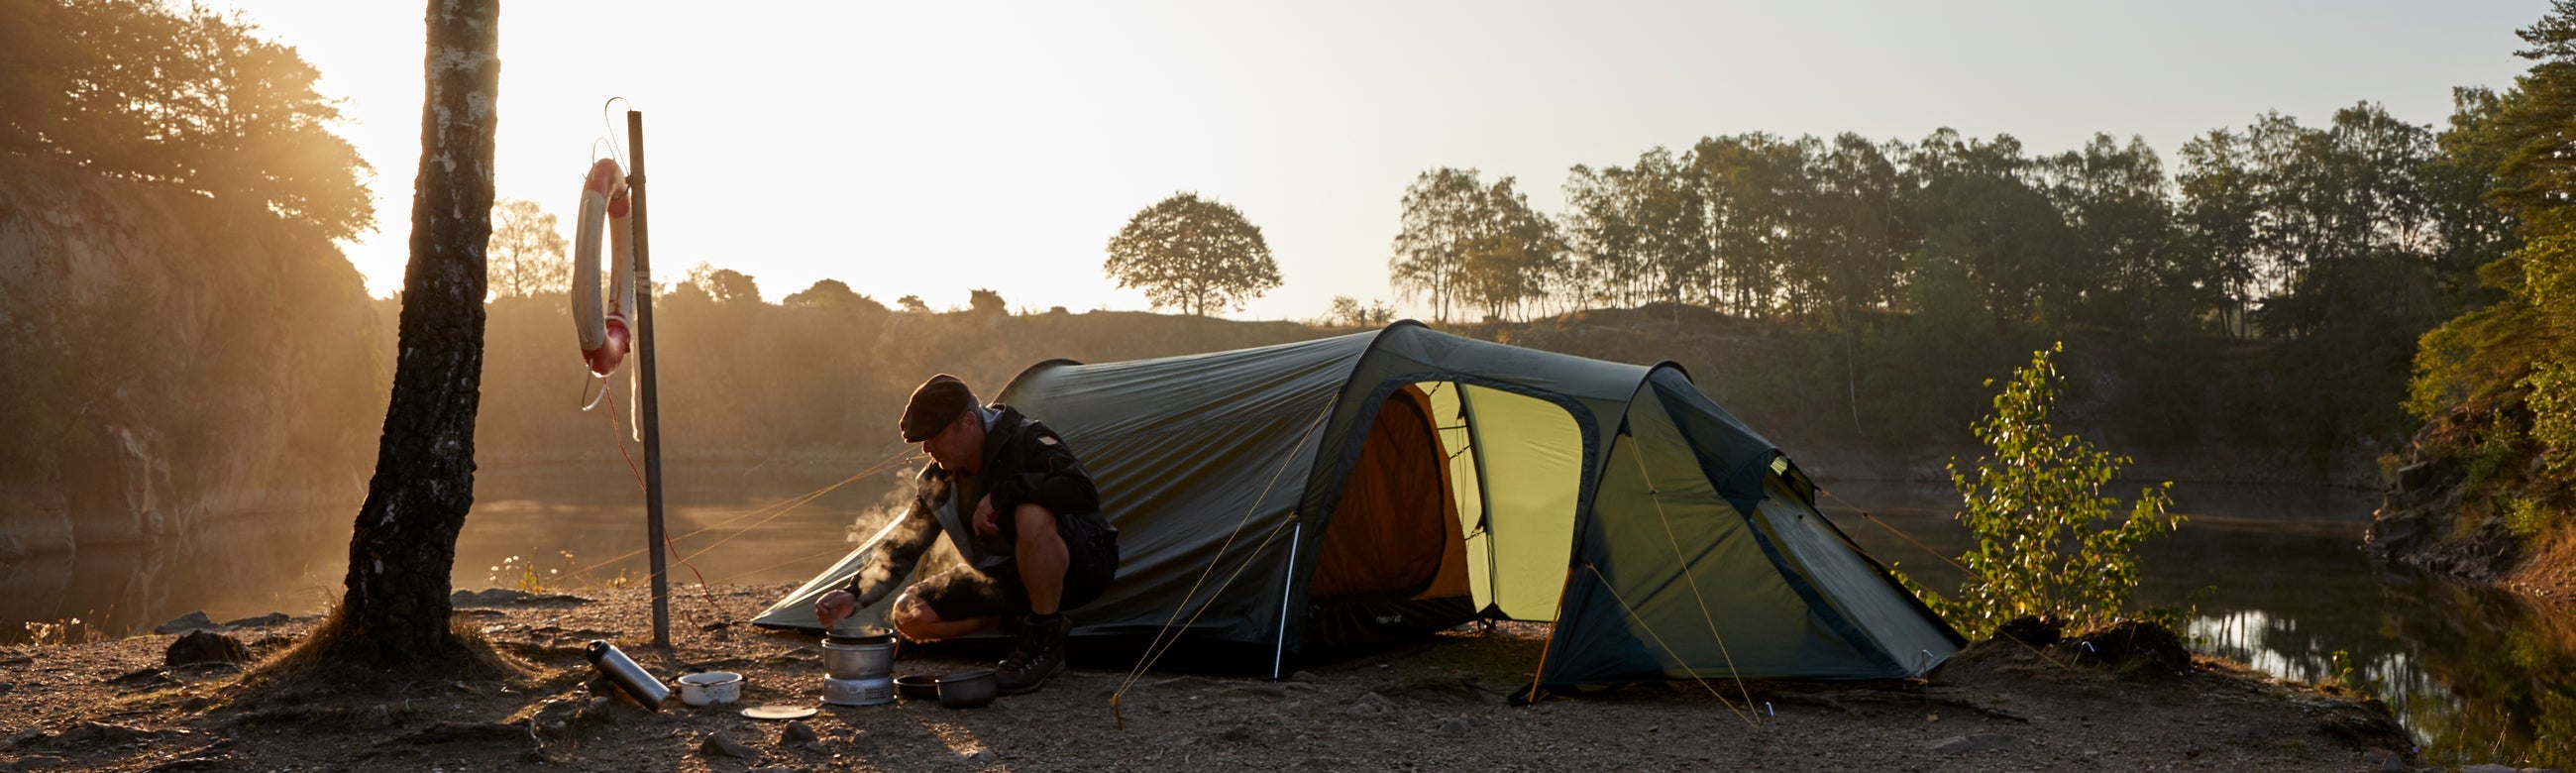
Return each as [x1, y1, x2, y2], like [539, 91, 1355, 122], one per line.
[0, 585, 2442, 772]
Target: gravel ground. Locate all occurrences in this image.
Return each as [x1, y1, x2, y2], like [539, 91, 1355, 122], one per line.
[0, 585, 2424, 772]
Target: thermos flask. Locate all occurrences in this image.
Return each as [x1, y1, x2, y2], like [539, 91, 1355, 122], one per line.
[586, 639, 669, 710]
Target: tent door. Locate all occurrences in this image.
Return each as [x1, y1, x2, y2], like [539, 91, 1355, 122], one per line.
[1310, 386, 1468, 602]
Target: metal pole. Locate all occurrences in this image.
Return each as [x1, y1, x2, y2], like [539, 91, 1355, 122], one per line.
[1272, 522, 1299, 680]
[627, 109, 671, 648]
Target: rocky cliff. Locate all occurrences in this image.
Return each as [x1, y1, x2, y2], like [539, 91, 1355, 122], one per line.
[0, 154, 385, 560]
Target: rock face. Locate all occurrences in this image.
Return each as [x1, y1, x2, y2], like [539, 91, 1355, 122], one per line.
[2368, 440, 2525, 580]
[0, 154, 382, 562]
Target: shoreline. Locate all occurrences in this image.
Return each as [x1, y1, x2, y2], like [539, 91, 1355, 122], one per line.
[0, 584, 2437, 771]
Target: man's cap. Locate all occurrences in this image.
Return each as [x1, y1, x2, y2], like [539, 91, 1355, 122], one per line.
[900, 374, 978, 442]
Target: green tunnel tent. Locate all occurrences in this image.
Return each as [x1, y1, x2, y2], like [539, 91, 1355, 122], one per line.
[753, 321, 1964, 690]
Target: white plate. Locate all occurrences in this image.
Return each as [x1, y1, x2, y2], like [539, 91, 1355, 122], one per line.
[739, 705, 818, 720]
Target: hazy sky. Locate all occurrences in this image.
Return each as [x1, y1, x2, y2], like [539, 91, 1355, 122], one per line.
[214, 0, 2542, 320]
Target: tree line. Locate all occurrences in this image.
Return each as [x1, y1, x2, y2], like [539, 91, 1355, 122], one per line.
[0, 0, 373, 244]
[1390, 109, 2504, 337]
[2403, 1, 2576, 548]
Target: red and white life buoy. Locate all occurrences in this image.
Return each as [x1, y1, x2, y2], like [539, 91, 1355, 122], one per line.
[572, 158, 635, 377]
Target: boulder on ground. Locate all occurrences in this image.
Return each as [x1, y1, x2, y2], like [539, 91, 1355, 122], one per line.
[698, 731, 761, 759]
[2071, 620, 2190, 675]
[165, 630, 252, 666]
[1993, 615, 2063, 648]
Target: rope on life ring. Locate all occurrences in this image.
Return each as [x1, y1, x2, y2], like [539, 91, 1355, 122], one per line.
[572, 158, 635, 377]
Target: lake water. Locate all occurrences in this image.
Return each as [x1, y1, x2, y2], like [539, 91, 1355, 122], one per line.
[0, 459, 910, 645]
[2, 466, 2566, 766]
[1817, 481, 2575, 769]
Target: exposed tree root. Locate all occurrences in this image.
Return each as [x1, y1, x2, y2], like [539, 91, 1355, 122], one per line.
[227, 608, 535, 702]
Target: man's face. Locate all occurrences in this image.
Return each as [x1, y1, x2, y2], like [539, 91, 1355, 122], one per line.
[921, 409, 981, 472]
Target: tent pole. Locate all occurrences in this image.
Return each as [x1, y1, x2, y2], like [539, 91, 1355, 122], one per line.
[627, 109, 671, 648]
[1271, 521, 1300, 680]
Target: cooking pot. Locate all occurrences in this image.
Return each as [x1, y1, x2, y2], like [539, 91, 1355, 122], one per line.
[822, 634, 895, 679]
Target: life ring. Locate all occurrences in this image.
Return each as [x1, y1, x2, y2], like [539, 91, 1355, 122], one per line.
[571, 158, 635, 377]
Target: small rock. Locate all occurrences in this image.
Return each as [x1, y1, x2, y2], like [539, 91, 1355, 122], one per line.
[364, 705, 396, 729]
[1347, 692, 1395, 718]
[781, 719, 819, 744]
[1213, 725, 1257, 743]
[962, 747, 994, 765]
[144, 755, 233, 772]
[2381, 755, 2410, 773]
[1926, 734, 2027, 754]
[55, 721, 155, 747]
[528, 699, 581, 735]
[6, 722, 49, 747]
[2460, 765, 2518, 773]
[218, 612, 291, 628]
[581, 697, 619, 728]
[153, 611, 215, 635]
[106, 667, 173, 687]
[800, 740, 826, 753]
[1289, 670, 1320, 682]
[699, 732, 761, 760]
[1438, 718, 1471, 737]
[165, 630, 252, 666]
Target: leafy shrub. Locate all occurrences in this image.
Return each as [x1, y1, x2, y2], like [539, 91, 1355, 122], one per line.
[1909, 343, 2184, 638]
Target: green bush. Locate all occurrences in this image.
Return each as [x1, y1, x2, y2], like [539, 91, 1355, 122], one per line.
[1908, 342, 2184, 638]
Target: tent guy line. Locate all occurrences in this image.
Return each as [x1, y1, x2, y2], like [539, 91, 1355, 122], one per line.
[1634, 437, 1761, 721]
[1113, 403, 1335, 726]
[1580, 562, 1760, 727]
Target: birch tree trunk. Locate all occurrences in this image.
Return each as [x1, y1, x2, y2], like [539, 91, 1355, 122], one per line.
[333, 0, 499, 663]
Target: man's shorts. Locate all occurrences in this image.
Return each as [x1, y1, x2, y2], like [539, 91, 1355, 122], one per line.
[911, 510, 1118, 621]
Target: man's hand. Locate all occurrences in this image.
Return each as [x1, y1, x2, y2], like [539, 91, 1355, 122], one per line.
[813, 590, 858, 630]
[972, 495, 1000, 537]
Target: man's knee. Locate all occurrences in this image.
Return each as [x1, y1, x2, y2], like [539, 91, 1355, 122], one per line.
[888, 592, 938, 638]
[1013, 503, 1061, 546]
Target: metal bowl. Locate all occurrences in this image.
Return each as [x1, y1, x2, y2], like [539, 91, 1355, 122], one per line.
[676, 671, 743, 707]
[894, 674, 940, 701]
[936, 669, 997, 709]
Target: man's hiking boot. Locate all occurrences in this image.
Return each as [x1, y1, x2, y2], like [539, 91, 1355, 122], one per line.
[996, 612, 1067, 696]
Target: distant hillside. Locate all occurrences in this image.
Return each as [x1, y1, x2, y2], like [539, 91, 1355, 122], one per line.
[468, 296, 2381, 488]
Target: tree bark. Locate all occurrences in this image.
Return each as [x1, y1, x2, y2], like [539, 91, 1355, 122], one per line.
[334, 0, 499, 664]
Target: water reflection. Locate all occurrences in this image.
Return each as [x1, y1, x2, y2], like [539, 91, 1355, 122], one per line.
[0, 460, 903, 645]
[1819, 481, 2576, 768]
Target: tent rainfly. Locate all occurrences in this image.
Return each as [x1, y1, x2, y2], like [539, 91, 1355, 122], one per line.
[755, 321, 1964, 694]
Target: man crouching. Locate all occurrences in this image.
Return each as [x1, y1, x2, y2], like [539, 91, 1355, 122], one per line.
[814, 374, 1120, 695]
